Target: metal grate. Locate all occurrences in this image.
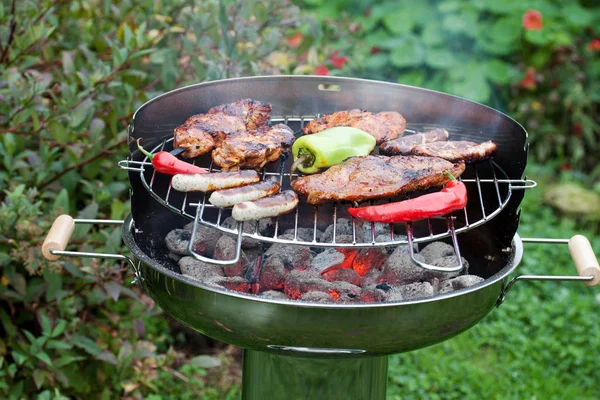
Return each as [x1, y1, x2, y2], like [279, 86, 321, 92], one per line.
[120, 117, 536, 270]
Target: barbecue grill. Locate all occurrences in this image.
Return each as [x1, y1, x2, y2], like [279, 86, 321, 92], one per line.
[41, 76, 600, 399]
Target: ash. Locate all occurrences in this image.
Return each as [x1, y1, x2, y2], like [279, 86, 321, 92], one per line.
[167, 219, 485, 304]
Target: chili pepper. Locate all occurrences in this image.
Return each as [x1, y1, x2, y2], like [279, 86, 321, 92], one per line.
[136, 139, 208, 175]
[347, 172, 467, 223]
[291, 127, 376, 174]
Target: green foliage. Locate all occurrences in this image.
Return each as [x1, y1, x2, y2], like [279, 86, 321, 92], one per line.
[301, 0, 600, 171]
[0, 0, 298, 398]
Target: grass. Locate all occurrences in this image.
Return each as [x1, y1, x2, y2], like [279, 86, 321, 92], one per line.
[387, 165, 600, 399]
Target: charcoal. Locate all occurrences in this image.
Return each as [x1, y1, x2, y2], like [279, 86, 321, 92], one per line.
[260, 290, 289, 300]
[438, 279, 454, 294]
[361, 269, 383, 288]
[322, 268, 362, 286]
[363, 222, 395, 243]
[165, 229, 195, 255]
[386, 288, 404, 302]
[321, 218, 356, 243]
[258, 256, 286, 292]
[283, 227, 322, 243]
[167, 252, 182, 262]
[264, 241, 314, 270]
[301, 291, 333, 303]
[310, 249, 345, 273]
[331, 281, 362, 302]
[419, 242, 455, 263]
[380, 249, 427, 285]
[360, 286, 389, 302]
[208, 276, 251, 293]
[450, 275, 484, 289]
[396, 282, 434, 300]
[284, 269, 333, 300]
[178, 256, 224, 281]
[352, 248, 387, 276]
[220, 217, 274, 249]
[375, 282, 392, 292]
[214, 235, 250, 277]
[430, 277, 441, 294]
[425, 256, 469, 280]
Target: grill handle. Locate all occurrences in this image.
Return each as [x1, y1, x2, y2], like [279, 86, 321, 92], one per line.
[497, 235, 599, 306]
[41, 215, 135, 271]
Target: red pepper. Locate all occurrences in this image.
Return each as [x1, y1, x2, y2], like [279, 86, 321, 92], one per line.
[136, 139, 207, 175]
[347, 172, 467, 223]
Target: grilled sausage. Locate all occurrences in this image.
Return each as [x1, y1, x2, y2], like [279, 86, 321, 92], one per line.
[232, 190, 299, 221]
[171, 170, 259, 192]
[209, 177, 281, 207]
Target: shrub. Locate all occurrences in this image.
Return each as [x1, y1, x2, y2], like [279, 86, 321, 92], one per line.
[0, 0, 301, 398]
[300, 0, 600, 171]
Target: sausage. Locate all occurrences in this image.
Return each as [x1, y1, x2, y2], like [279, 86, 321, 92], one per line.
[209, 177, 281, 208]
[171, 170, 259, 192]
[232, 190, 299, 221]
[380, 128, 449, 156]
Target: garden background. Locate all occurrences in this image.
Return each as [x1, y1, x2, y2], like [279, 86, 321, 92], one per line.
[1, 0, 599, 398]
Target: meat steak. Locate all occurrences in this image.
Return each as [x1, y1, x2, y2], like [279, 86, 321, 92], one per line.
[290, 155, 466, 205]
[380, 128, 449, 156]
[411, 140, 497, 162]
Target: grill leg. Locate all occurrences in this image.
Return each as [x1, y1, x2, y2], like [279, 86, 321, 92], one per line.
[242, 349, 388, 400]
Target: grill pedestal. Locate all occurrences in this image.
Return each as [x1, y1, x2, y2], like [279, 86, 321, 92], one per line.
[242, 350, 388, 399]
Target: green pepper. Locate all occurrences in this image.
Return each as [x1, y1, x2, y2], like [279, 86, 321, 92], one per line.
[291, 127, 376, 174]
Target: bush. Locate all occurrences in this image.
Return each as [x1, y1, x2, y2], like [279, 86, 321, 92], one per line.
[0, 0, 302, 398]
[299, 0, 600, 171]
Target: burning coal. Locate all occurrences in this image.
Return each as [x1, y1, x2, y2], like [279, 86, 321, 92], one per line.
[166, 218, 484, 303]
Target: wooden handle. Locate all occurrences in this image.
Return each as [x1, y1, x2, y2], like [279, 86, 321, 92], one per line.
[568, 235, 600, 287]
[42, 215, 75, 261]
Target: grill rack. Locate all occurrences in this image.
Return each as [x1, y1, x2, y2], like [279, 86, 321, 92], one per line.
[120, 118, 536, 271]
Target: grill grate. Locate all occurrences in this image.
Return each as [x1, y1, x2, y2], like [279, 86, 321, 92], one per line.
[120, 117, 536, 269]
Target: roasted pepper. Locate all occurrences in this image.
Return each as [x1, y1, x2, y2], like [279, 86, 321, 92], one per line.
[347, 172, 467, 223]
[291, 127, 376, 174]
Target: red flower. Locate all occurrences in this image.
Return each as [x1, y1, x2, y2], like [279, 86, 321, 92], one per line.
[287, 32, 304, 49]
[520, 67, 537, 89]
[560, 162, 571, 171]
[370, 46, 381, 55]
[522, 9, 543, 31]
[314, 65, 329, 76]
[329, 51, 348, 69]
[587, 38, 600, 51]
[572, 123, 582, 136]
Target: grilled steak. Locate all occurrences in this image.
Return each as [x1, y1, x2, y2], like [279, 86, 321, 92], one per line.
[174, 99, 294, 169]
[208, 98, 272, 130]
[380, 128, 449, 156]
[303, 109, 406, 144]
[411, 140, 497, 162]
[290, 155, 466, 205]
[212, 124, 295, 170]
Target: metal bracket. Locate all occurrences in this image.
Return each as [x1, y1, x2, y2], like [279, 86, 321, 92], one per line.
[406, 217, 464, 273]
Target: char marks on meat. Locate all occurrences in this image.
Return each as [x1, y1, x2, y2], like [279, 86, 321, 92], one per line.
[290, 155, 466, 205]
[303, 109, 406, 144]
[411, 140, 497, 163]
[380, 128, 449, 156]
[174, 99, 293, 170]
[212, 123, 295, 170]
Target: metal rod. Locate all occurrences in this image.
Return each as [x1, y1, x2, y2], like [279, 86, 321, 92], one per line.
[521, 238, 570, 244]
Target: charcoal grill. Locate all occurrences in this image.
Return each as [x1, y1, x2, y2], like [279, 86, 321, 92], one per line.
[41, 76, 600, 399]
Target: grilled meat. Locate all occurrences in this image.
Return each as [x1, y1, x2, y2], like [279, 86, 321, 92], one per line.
[208, 98, 272, 130]
[171, 170, 260, 192]
[411, 140, 497, 163]
[212, 124, 295, 171]
[291, 155, 466, 205]
[303, 109, 406, 144]
[380, 128, 449, 156]
[174, 114, 246, 158]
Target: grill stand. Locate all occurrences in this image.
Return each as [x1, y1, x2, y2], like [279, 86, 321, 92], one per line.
[242, 350, 388, 400]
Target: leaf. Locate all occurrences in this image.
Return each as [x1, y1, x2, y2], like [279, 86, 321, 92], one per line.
[96, 350, 118, 365]
[52, 188, 70, 214]
[188, 355, 221, 369]
[47, 119, 69, 144]
[425, 47, 458, 69]
[33, 370, 46, 389]
[103, 281, 121, 301]
[39, 311, 52, 337]
[563, 4, 593, 28]
[485, 60, 512, 84]
[62, 51, 74, 74]
[55, 355, 86, 368]
[71, 335, 102, 356]
[46, 339, 73, 350]
[389, 35, 424, 68]
[12, 351, 28, 366]
[0, 308, 17, 337]
[51, 319, 67, 338]
[70, 98, 94, 129]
